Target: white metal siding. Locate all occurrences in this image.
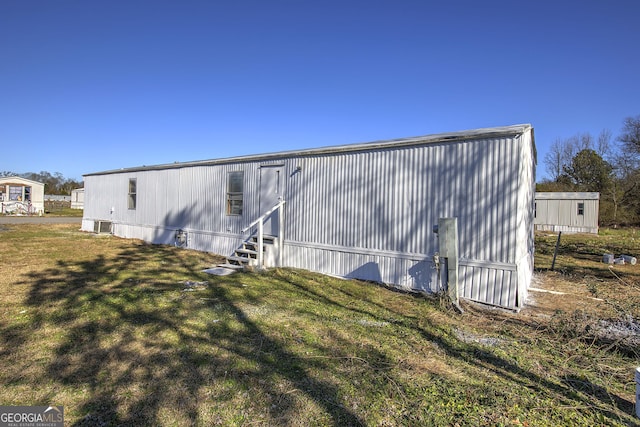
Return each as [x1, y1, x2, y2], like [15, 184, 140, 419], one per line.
[284, 137, 522, 263]
[70, 188, 84, 209]
[534, 192, 599, 234]
[82, 125, 535, 309]
[515, 130, 536, 307]
[281, 133, 532, 306]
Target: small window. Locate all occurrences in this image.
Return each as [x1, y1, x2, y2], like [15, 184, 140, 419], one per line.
[128, 178, 137, 210]
[227, 171, 243, 215]
[9, 186, 22, 201]
[534, 202, 537, 218]
[577, 202, 584, 216]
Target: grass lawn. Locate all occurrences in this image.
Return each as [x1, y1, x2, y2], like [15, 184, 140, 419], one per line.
[44, 207, 84, 217]
[0, 224, 639, 426]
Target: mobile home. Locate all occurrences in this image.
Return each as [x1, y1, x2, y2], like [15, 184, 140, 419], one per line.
[71, 188, 85, 209]
[82, 124, 536, 309]
[534, 192, 599, 234]
[0, 176, 45, 215]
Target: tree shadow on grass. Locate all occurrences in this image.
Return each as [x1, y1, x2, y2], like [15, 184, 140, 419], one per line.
[562, 374, 633, 416]
[7, 241, 636, 425]
[17, 244, 365, 426]
[272, 269, 636, 425]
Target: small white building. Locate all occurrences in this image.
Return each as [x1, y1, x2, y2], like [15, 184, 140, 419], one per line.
[71, 188, 84, 209]
[82, 124, 536, 310]
[534, 192, 599, 234]
[0, 176, 45, 215]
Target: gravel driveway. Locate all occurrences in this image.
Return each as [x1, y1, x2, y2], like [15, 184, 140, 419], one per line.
[0, 216, 82, 225]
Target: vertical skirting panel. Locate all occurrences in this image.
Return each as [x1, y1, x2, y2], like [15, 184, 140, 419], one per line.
[459, 263, 516, 308]
[283, 242, 440, 294]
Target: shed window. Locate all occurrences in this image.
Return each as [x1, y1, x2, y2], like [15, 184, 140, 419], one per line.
[577, 202, 584, 216]
[227, 171, 244, 215]
[128, 179, 137, 210]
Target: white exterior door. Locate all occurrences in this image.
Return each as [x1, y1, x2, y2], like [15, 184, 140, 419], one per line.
[259, 165, 283, 236]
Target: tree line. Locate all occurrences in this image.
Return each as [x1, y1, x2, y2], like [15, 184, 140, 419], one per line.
[538, 115, 640, 226]
[0, 171, 83, 196]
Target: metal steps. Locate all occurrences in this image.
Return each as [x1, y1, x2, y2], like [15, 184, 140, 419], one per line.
[214, 235, 276, 271]
[205, 201, 285, 276]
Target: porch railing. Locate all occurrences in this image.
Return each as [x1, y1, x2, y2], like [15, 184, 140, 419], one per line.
[242, 200, 286, 268]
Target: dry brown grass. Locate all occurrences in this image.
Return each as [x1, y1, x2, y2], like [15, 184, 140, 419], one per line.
[0, 224, 639, 426]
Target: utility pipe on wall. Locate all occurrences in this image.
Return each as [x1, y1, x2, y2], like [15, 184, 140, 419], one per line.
[434, 217, 463, 313]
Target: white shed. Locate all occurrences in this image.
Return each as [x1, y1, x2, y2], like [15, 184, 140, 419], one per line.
[82, 124, 536, 310]
[71, 188, 84, 209]
[0, 176, 45, 215]
[534, 192, 599, 234]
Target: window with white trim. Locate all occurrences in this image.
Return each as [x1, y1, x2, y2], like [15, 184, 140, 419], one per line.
[9, 186, 22, 201]
[128, 178, 137, 210]
[226, 171, 243, 215]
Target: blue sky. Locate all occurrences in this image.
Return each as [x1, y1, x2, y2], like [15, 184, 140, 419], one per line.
[1, 0, 638, 181]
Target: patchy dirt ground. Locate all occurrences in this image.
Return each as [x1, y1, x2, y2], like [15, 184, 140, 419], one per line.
[526, 272, 609, 316]
[518, 262, 640, 358]
[526, 269, 639, 316]
[530, 230, 640, 319]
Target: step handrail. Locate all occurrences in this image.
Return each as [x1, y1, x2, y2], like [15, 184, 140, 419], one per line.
[241, 200, 286, 268]
[242, 200, 286, 233]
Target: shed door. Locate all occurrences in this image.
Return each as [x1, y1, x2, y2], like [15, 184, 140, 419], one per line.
[259, 165, 283, 236]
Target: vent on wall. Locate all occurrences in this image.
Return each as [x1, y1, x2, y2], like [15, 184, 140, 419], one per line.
[93, 220, 112, 234]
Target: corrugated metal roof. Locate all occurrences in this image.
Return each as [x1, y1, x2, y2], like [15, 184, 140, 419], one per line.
[535, 192, 600, 200]
[84, 124, 533, 177]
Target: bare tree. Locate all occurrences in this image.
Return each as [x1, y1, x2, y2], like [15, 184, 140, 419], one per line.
[618, 115, 640, 155]
[5, 171, 83, 194]
[615, 116, 640, 224]
[543, 139, 565, 181]
[596, 129, 612, 159]
[543, 134, 593, 180]
[577, 132, 594, 151]
[543, 116, 640, 225]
